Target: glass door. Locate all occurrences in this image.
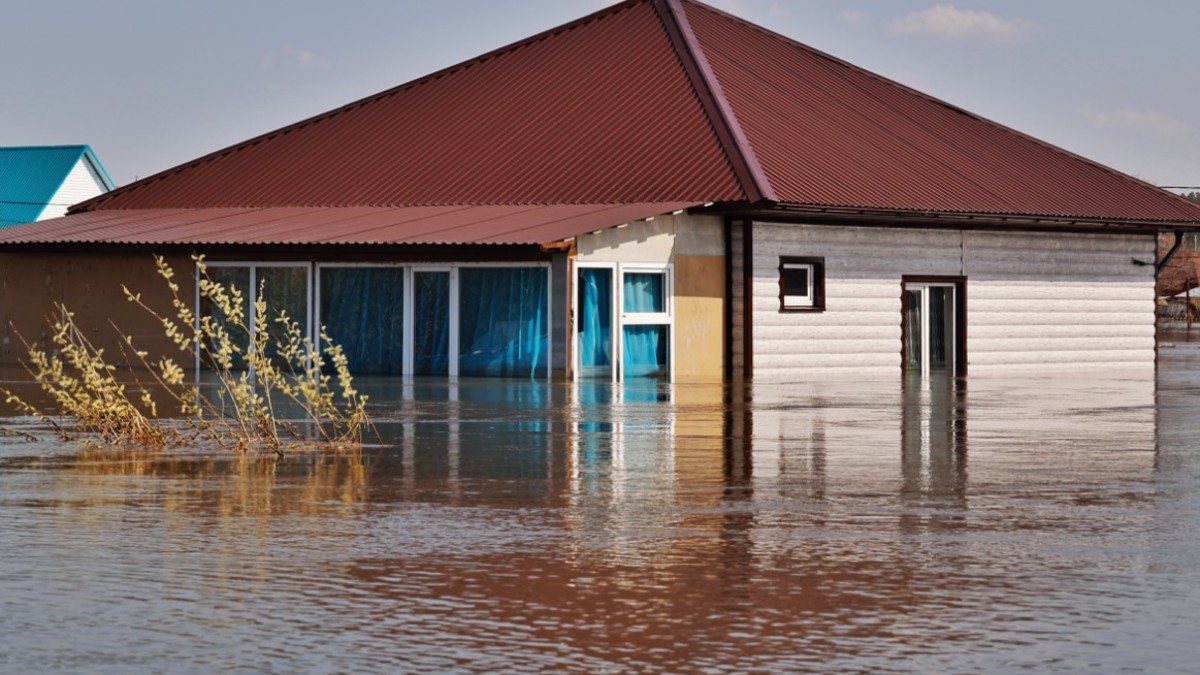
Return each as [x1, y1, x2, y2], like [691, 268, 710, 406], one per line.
[904, 282, 959, 377]
[576, 266, 614, 379]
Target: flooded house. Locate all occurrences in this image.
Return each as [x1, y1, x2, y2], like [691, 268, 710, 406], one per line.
[2, 0, 1200, 383]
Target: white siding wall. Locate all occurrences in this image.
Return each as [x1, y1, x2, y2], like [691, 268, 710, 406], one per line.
[41, 158, 108, 221]
[734, 222, 1156, 380]
[964, 230, 1156, 373]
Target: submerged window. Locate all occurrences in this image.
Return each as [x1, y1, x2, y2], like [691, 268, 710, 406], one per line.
[620, 266, 672, 381]
[199, 262, 550, 379]
[458, 267, 548, 378]
[319, 267, 405, 375]
[779, 256, 825, 311]
[199, 263, 310, 371]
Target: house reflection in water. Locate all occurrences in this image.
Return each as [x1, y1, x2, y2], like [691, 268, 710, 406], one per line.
[6, 366, 1167, 671]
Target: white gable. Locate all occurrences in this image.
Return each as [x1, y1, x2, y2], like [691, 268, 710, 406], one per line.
[40, 156, 109, 221]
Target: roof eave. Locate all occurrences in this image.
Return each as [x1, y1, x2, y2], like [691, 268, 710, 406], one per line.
[701, 202, 1200, 232]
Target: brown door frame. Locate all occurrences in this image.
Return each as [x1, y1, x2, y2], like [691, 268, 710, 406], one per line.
[901, 275, 967, 377]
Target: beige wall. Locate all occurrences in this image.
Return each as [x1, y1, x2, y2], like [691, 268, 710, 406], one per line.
[0, 252, 195, 368]
[575, 212, 726, 381]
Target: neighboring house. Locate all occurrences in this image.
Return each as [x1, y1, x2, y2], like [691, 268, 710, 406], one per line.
[0, 145, 115, 227]
[2, 0, 1200, 382]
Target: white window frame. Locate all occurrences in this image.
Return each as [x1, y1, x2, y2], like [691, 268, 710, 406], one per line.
[781, 262, 814, 308]
[573, 262, 619, 383]
[196, 261, 312, 374]
[314, 261, 552, 380]
[571, 261, 674, 383]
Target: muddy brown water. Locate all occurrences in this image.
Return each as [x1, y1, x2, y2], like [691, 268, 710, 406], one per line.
[2, 350, 1199, 673]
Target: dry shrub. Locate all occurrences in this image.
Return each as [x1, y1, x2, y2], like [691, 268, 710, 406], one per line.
[3, 255, 371, 455]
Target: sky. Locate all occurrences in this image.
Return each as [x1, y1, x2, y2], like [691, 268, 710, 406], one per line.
[3, 0, 1199, 190]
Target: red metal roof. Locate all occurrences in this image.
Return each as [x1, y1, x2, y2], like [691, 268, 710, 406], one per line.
[46, 0, 1200, 243]
[679, 0, 1200, 223]
[77, 1, 741, 211]
[0, 203, 699, 246]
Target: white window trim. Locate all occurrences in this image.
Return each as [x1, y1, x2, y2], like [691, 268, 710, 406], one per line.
[313, 261, 552, 380]
[573, 262, 619, 383]
[196, 261, 313, 374]
[781, 262, 815, 308]
[572, 261, 674, 383]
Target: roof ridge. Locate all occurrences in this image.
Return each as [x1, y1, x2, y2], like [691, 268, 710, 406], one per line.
[679, 0, 1200, 219]
[655, 0, 773, 203]
[0, 145, 88, 152]
[71, 0, 652, 214]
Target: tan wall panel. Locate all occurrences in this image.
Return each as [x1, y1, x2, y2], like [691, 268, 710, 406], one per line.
[674, 254, 724, 381]
[0, 252, 196, 369]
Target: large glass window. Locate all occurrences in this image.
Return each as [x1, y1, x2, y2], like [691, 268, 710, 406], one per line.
[201, 262, 550, 379]
[319, 267, 405, 375]
[199, 264, 309, 371]
[572, 264, 672, 382]
[412, 270, 451, 377]
[459, 267, 548, 378]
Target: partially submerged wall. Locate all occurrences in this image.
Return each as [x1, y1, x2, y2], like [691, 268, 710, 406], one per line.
[732, 222, 1156, 380]
[576, 211, 725, 381]
[0, 252, 196, 370]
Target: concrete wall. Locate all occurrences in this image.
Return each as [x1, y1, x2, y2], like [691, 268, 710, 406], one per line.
[0, 252, 195, 369]
[576, 212, 725, 381]
[732, 222, 1156, 380]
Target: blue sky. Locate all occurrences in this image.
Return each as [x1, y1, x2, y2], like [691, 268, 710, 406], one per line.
[3, 0, 1198, 190]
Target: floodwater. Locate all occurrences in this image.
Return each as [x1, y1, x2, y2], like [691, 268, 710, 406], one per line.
[1, 350, 1198, 673]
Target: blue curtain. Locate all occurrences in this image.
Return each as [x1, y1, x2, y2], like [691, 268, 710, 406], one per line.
[413, 271, 450, 376]
[623, 273, 664, 313]
[458, 268, 548, 378]
[577, 268, 612, 378]
[320, 267, 404, 375]
[623, 325, 669, 379]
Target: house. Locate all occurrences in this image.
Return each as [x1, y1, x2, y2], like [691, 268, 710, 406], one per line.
[0, 145, 115, 227]
[1, 0, 1199, 382]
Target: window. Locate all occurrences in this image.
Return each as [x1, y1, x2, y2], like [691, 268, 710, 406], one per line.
[198, 262, 551, 379]
[779, 256, 825, 311]
[199, 262, 311, 371]
[620, 266, 672, 380]
[573, 263, 674, 382]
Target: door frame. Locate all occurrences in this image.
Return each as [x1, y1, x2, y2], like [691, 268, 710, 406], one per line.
[901, 275, 967, 378]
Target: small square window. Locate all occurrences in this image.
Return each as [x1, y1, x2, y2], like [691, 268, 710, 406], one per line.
[779, 256, 825, 311]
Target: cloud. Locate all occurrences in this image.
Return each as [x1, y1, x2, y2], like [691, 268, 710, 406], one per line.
[1079, 107, 1193, 138]
[260, 45, 331, 71]
[838, 10, 871, 26]
[892, 6, 1026, 43]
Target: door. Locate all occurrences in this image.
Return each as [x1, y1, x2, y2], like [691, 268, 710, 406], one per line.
[904, 280, 963, 377]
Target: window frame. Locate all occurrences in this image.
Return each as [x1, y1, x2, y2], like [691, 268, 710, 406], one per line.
[779, 256, 826, 312]
[196, 261, 313, 373]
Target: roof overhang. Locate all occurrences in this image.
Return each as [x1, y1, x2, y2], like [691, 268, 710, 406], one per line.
[0, 202, 700, 249]
[703, 202, 1200, 234]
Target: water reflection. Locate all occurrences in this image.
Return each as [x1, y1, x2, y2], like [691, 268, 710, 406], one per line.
[0, 360, 1186, 673]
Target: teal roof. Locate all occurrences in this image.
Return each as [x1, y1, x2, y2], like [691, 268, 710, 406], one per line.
[0, 145, 115, 227]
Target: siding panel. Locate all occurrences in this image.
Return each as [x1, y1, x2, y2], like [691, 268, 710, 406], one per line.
[745, 222, 1156, 380]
